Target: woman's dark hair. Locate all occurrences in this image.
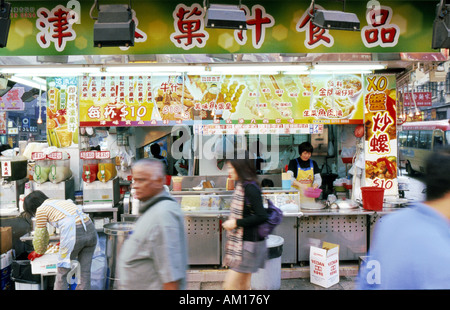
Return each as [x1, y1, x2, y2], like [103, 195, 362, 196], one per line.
[424, 147, 450, 201]
[0, 144, 12, 154]
[298, 142, 314, 155]
[150, 143, 162, 158]
[261, 178, 274, 187]
[227, 151, 258, 183]
[23, 190, 49, 217]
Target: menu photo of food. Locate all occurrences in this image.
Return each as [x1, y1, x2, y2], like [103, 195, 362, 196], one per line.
[306, 74, 363, 120]
[365, 156, 397, 180]
[187, 75, 247, 120]
[153, 75, 197, 121]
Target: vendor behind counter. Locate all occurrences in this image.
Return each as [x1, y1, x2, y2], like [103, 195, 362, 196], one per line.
[288, 142, 322, 203]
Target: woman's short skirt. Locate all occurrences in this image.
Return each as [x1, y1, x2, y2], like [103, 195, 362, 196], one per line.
[230, 239, 267, 273]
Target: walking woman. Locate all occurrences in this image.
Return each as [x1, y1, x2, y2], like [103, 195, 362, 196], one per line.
[24, 190, 97, 290]
[222, 152, 268, 290]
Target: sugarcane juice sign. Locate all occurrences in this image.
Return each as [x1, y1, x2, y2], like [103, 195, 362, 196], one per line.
[79, 74, 365, 126]
[364, 74, 398, 196]
[46, 77, 79, 148]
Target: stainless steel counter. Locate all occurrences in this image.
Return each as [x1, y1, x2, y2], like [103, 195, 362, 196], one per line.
[123, 186, 403, 266]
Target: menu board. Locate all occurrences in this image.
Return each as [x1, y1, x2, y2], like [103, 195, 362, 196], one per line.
[79, 74, 366, 127]
[364, 74, 398, 196]
[46, 77, 79, 148]
[79, 75, 155, 126]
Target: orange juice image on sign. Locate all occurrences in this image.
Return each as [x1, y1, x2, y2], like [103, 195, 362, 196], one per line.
[55, 127, 73, 148]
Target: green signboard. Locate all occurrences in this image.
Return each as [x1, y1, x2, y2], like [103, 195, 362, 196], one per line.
[0, 0, 438, 56]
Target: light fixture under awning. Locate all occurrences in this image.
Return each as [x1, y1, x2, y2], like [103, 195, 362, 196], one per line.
[204, 1, 247, 30]
[309, 0, 360, 31]
[0, 66, 102, 77]
[9, 76, 47, 91]
[313, 63, 386, 73]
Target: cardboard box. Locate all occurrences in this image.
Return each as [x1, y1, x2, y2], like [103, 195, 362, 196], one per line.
[309, 242, 340, 288]
[0, 227, 12, 254]
[1, 250, 13, 290]
[30, 254, 58, 275]
[14, 282, 40, 290]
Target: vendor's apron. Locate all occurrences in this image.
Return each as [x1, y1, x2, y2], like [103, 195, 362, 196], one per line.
[294, 159, 315, 205]
[47, 201, 86, 269]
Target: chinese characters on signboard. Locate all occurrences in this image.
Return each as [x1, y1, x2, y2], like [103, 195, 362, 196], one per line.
[24, 1, 409, 54]
[403, 92, 432, 106]
[79, 75, 155, 127]
[0, 112, 6, 134]
[46, 77, 79, 148]
[364, 74, 398, 196]
[0, 88, 25, 111]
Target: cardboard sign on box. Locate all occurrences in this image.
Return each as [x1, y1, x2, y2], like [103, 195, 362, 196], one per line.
[310, 242, 340, 288]
[0, 227, 12, 255]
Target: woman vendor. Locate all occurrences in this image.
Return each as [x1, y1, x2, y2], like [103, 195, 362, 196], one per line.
[23, 190, 97, 290]
[288, 142, 322, 203]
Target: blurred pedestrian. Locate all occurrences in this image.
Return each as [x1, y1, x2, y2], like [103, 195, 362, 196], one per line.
[358, 147, 450, 289]
[117, 158, 188, 290]
[23, 190, 97, 290]
[222, 152, 268, 290]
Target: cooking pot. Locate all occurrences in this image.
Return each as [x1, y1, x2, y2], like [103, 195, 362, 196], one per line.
[0, 156, 28, 182]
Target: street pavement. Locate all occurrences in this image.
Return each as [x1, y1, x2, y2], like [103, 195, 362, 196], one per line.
[397, 168, 426, 202]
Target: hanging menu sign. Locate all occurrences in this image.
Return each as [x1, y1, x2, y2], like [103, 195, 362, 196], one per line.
[79, 74, 366, 127]
[79, 75, 155, 127]
[46, 77, 79, 148]
[364, 74, 398, 196]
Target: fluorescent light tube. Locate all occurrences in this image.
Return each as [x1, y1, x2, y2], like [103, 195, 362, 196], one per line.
[208, 65, 308, 75]
[90, 72, 184, 77]
[10, 76, 47, 91]
[314, 63, 386, 71]
[310, 70, 373, 75]
[0, 66, 101, 76]
[106, 65, 206, 74]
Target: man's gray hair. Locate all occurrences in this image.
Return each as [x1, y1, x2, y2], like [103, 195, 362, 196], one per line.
[132, 158, 166, 180]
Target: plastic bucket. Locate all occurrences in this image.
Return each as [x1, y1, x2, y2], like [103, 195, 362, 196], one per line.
[361, 187, 385, 211]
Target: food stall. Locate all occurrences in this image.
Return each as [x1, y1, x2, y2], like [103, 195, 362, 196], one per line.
[0, 1, 443, 288]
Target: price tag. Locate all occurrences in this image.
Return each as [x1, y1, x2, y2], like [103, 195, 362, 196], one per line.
[95, 151, 110, 159]
[1, 161, 11, 176]
[47, 152, 62, 160]
[31, 152, 46, 161]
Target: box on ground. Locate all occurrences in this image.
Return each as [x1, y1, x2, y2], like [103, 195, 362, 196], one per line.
[31, 254, 58, 275]
[1, 227, 12, 254]
[15, 282, 40, 290]
[310, 242, 340, 288]
[1, 250, 13, 290]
